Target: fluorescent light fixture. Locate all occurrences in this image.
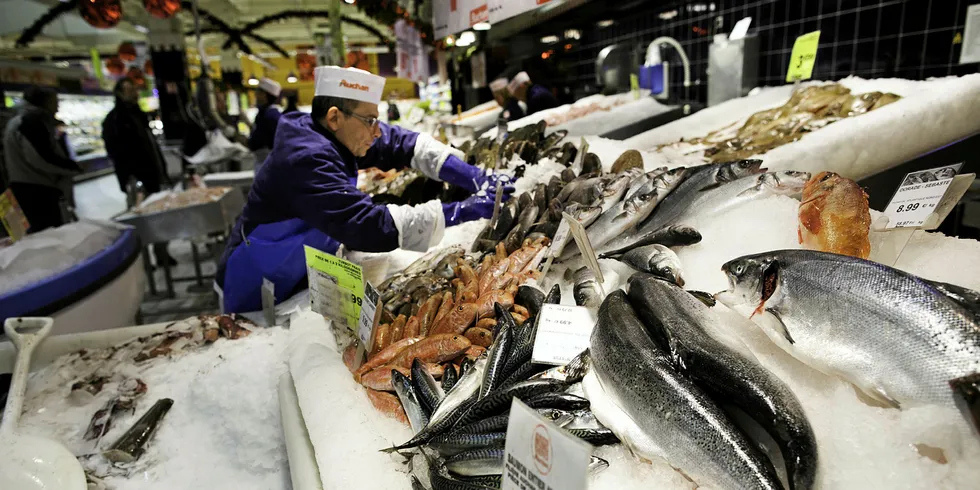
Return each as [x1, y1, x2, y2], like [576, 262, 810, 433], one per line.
[597, 20, 614, 28]
[344, 0, 355, 4]
[247, 75, 259, 86]
[287, 72, 298, 83]
[564, 29, 580, 40]
[473, 22, 491, 31]
[456, 31, 476, 46]
[540, 35, 559, 44]
[134, 24, 149, 34]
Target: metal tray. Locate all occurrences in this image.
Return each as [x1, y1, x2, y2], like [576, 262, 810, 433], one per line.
[113, 188, 245, 244]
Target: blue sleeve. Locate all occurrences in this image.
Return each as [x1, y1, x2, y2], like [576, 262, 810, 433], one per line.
[248, 107, 282, 151]
[359, 121, 419, 172]
[282, 149, 401, 253]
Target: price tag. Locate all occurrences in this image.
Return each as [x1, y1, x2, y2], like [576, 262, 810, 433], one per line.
[883, 163, 963, 229]
[357, 281, 381, 346]
[786, 30, 820, 82]
[502, 398, 591, 490]
[575, 138, 589, 168]
[304, 245, 365, 330]
[562, 211, 604, 285]
[0, 189, 30, 242]
[629, 73, 640, 100]
[531, 303, 595, 366]
[261, 278, 276, 327]
[549, 218, 571, 257]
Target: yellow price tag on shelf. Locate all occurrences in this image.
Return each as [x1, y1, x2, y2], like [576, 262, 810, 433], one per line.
[304, 245, 365, 330]
[0, 189, 30, 242]
[786, 30, 821, 82]
[629, 73, 640, 99]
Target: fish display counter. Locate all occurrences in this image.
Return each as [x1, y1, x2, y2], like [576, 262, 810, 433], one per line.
[275, 73, 980, 489]
[618, 75, 980, 181]
[483, 91, 675, 140]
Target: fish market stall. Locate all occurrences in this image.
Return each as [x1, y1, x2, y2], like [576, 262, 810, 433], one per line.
[483, 92, 675, 140]
[0, 222, 144, 334]
[621, 75, 980, 180]
[276, 75, 980, 489]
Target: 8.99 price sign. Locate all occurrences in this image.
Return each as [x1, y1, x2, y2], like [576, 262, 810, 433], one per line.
[883, 163, 962, 229]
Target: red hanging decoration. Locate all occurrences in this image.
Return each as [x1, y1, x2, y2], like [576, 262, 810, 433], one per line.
[118, 42, 137, 62]
[127, 67, 146, 86]
[105, 57, 125, 76]
[143, 59, 153, 76]
[295, 52, 316, 81]
[78, 0, 123, 29]
[143, 0, 181, 19]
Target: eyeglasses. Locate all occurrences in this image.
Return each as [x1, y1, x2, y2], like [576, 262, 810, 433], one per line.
[343, 110, 380, 129]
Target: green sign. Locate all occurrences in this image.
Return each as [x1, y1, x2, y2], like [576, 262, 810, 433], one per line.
[304, 245, 365, 330]
[786, 30, 821, 82]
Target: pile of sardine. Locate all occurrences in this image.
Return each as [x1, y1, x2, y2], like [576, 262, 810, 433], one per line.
[380, 286, 618, 490]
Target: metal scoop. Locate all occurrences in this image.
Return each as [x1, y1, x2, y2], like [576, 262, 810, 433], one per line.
[0, 317, 87, 489]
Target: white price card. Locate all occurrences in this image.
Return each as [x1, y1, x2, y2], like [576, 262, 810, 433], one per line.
[531, 304, 595, 366]
[503, 398, 591, 490]
[357, 281, 380, 346]
[562, 212, 604, 285]
[883, 163, 963, 229]
[729, 17, 752, 41]
[549, 218, 571, 257]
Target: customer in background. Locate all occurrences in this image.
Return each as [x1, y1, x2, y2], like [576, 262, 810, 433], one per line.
[490, 77, 524, 121]
[102, 77, 176, 266]
[282, 90, 300, 114]
[3, 85, 80, 232]
[508, 71, 559, 117]
[247, 78, 283, 165]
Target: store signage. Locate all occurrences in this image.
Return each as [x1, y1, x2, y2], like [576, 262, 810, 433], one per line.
[489, 0, 553, 24]
[0, 189, 30, 242]
[304, 245, 365, 331]
[882, 163, 970, 229]
[786, 30, 820, 82]
[531, 303, 595, 366]
[470, 3, 489, 25]
[356, 281, 381, 346]
[502, 398, 591, 490]
[561, 211, 604, 284]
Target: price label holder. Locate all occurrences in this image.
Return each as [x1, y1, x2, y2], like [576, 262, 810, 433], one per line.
[304, 245, 365, 331]
[539, 217, 571, 278]
[872, 164, 975, 266]
[629, 73, 640, 100]
[261, 278, 276, 327]
[0, 189, 30, 242]
[562, 211, 605, 285]
[574, 137, 589, 172]
[353, 281, 382, 370]
[786, 30, 820, 83]
[531, 303, 596, 366]
[502, 398, 591, 490]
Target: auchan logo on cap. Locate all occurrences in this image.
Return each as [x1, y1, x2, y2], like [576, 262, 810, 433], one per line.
[339, 79, 370, 92]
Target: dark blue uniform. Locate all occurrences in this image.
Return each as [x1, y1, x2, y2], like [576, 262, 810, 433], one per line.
[247, 104, 282, 152]
[503, 98, 525, 121]
[525, 84, 560, 117]
[217, 111, 421, 312]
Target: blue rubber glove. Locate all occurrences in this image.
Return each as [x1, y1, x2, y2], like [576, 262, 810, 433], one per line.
[439, 155, 515, 195]
[443, 194, 496, 227]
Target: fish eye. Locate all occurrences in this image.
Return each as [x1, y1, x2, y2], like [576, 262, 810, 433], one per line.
[732, 263, 745, 275]
[820, 173, 834, 182]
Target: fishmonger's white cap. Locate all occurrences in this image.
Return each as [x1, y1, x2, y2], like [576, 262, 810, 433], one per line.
[258, 78, 282, 97]
[507, 72, 530, 95]
[489, 78, 508, 92]
[314, 66, 385, 105]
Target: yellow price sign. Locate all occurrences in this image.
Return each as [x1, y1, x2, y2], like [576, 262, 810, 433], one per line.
[630, 73, 640, 100]
[0, 189, 30, 242]
[304, 245, 365, 330]
[786, 30, 821, 83]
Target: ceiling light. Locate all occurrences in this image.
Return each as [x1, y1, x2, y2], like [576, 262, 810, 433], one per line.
[445, 35, 455, 46]
[597, 20, 614, 28]
[456, 31, 476, 46]
[564, 29, 580, 40]
[473, 22, 491, 31]
[247, 75, 259, 86]
[286, 72, 298, 83]
[344, 0, 355, 4]
[540, 35, 559, 44]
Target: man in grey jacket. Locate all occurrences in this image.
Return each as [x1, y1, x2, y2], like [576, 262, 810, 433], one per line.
[3, 86, 80, 232]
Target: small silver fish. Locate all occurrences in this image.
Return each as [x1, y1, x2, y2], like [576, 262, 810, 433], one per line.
[573, 266, 603, 309]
